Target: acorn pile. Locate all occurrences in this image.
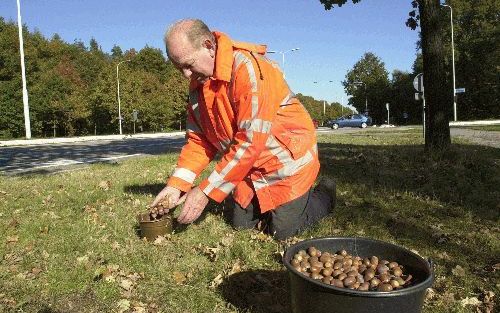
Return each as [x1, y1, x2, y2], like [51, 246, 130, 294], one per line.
[290, 247, 414, 291]
[149, 198, 172, 220]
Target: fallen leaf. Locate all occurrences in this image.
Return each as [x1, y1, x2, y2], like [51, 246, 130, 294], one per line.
[209, 274, 224, 289]
[6, 235, 19, 243]
[172, 271, 186, 285]
[111, 241, 121, 250]
[119, 278, 134, 291]
[117, 299, 131, 313]
[452, 265, 466, 277]
[98, 180, 111, 191]
[77, 255, 89, 264]
[460, 297, 482, 307]
[31, 267, 43, 276]
[42, 250, 50, 259]
[436, 252, 451, 260]
[228, 260, 243, 275]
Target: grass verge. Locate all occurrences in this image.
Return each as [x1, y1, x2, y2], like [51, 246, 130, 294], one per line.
[1, 128, 498, 313]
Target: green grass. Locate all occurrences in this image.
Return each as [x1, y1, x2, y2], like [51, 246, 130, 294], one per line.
[1, 128, 498, 313]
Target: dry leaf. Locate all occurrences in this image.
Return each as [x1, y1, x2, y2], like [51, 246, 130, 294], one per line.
[172, 271, 186, 285]
[6, 235, 19, 243]
[77, 255, 89, 264]
[460, 297, 482, 307]
[119, 278, 134, 291]
[228, 260, 242, 275]
[31, 267, 43, 276]
[209, 274, 224, 289]
[117, 299, 131, 313]
[98, 180, 111, 190]
[111, 241, 121, 250]
[203, 246, 220, 262]
[452, 265, 466, 277]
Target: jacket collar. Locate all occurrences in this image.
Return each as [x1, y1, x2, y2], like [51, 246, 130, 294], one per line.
[212, 31, 233, 82]
[211, 31, 268, 83]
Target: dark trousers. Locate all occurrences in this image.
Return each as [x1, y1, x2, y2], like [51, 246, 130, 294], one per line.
[223, 187, 332, 240]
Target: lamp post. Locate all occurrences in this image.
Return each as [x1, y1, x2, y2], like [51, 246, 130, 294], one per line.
[313, 80, 335, 116]
[116, 59, 131, 135]
[442, 4, 457, 121]
[268, 48, 299, 78]
[16, 0, 31, 139]
[353, 81, 368, 114]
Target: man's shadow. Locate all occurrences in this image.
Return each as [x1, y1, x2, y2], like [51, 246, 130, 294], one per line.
[218, 269, 291, 313]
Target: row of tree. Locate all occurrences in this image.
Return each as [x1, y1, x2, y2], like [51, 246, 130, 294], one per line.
[0, 17, 187, 139]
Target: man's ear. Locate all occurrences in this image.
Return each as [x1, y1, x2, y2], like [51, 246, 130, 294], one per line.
[204, 39, 216, 57]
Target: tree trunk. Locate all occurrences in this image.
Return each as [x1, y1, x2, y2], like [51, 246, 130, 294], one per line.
[419, 0, 451, 150]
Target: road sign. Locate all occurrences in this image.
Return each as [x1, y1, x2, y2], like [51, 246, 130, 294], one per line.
[132, 110, 138, 122]
[386, 103, 389, 111]
[455, 88, 466, 94]
[413, 73, 424, 92]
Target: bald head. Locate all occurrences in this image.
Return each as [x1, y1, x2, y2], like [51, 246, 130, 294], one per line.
[164, 19, 215, 58]
[164, 19, 217, 83]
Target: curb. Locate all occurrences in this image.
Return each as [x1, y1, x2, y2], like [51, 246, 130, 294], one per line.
[0, 132, 185, 147]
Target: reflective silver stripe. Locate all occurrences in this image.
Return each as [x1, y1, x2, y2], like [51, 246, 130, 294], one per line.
[253, 175, 268, 191]
[219, 181, 236, 194]
[254, 149, 315, 191]
[220, 142, 250, 177]
[266, 135, 292, 165]
[239, 119, 272, 134]
[172, 168, 196, 184]
[203, 141, 251, 195]
[203, 169, 236, 195]
[233, 51, 258, 119]
[279, 93, 294, 107]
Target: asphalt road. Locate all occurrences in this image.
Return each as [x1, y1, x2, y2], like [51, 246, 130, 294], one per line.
[1, 125, 497, 176]
[0, 135, 185, 176]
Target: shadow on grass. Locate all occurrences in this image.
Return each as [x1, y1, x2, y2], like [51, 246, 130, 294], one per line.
[318, 142, 499, 220]
[316, 141, 499, 266]
[124, 183, 166, 196]
[218, 269, 291, 313]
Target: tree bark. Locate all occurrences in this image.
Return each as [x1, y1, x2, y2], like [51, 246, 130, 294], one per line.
[419, 0, 451, 150]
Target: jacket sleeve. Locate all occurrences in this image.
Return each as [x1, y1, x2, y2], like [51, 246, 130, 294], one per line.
[198, 52, 278, 202]
[167, 103, 218, 192]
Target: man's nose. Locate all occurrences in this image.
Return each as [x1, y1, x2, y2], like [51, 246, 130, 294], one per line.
[182, 68, 192, 79]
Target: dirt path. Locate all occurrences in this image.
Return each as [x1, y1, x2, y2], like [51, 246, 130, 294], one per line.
[451, 128, 500, 148]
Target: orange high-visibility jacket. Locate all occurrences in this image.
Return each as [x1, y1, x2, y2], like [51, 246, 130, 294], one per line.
[167, 31, 320, 213]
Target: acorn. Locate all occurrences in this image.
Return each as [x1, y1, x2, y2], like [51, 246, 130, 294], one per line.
[378, 283, 393, 292]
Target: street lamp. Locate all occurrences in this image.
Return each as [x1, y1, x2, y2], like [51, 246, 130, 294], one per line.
[16, 0, 31, 139]
[116, 59, 131, 135]
[313, 80, 335, 116]
[442, 4, 457, 121]
[353, 81, 368, 114]
[268, 48, 299, 78]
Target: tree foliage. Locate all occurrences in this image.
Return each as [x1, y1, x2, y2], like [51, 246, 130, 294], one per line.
[0, 17, 187, 138]
[342, 52, 390, 124]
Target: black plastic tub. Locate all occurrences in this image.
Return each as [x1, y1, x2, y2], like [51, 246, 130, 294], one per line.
[283, 237, 434, 313]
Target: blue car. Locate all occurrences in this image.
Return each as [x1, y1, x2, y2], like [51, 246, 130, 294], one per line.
[328, 114, 372, 129]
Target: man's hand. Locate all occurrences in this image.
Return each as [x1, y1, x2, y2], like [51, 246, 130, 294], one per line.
[177, 187, 209, 224]
[150, 186, 186, 214]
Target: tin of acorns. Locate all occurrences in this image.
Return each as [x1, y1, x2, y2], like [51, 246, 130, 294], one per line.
[137, 198, 174, 241]
[290, 247, 413, 292]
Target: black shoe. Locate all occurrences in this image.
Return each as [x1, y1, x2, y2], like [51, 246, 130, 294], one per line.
[315, 178, 336, 210]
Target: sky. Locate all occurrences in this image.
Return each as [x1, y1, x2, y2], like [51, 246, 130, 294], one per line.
[0, 0, 420, 108]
